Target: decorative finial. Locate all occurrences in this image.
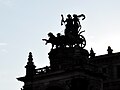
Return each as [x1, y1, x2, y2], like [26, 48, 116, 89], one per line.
[28, 52, 33, 62]
[26, 52, 35, 66]
[90, 48, 95, 58]
[25, 52, 36, 76]
[107, 46, 113, 54]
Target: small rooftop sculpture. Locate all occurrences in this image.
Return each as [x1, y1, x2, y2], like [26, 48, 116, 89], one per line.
[42, 14, 86, 49]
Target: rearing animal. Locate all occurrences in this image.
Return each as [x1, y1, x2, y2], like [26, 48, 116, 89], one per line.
[42, 32, 58, 49]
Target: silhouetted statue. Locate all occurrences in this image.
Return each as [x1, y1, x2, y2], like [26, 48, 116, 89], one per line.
[107, 46, 113, 54]
[72, 14, 80, 36]
[73, 14, 86, 36]
[42, 32, 58, 49]
[57, 33, 65, 48]
[43, 14, 86, 49]
[61, 14, 85, 37]
[61, 14, 73, 36]
[90, 48, 96, 58]
[56, 33, 74, 48]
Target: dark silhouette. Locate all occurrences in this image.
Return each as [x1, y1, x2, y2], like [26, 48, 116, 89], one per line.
[72, 14, 85, 36]
[89, 48, 96, 58]
[61, 14, 73, 36]
[107, 46, 113, 54]
[43, 14, 86, 49]
[61, 14, 85, 37]
[43, 31, 86, 49]
[73, 14, 80, 36]
[18, 14, 120, 90]
[42, 32, 58, 49]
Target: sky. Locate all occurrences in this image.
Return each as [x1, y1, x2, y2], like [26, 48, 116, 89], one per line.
[1, 0, 120, 90]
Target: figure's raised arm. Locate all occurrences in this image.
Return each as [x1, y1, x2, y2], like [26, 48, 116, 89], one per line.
[61, 14, 65, 25]
[42, 39, 48, 45]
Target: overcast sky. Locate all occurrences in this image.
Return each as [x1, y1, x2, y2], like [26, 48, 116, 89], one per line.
[1, 0, 120, 90]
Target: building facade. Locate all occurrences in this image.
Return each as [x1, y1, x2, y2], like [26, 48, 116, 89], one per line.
[17, 46, 120, 90]
[90, 46, 120, 90]
[17, 14, 120, 90]
[17, 47, 104, 90]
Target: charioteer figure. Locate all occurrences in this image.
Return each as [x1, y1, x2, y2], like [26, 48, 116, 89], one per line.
[72, 14, 81, 36]
[61, 14, 73, 36]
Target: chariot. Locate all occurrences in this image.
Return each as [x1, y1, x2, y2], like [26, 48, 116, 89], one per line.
[43, 14, 86, 49]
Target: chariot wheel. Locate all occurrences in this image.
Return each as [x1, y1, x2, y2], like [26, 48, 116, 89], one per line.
[78, 35, 86, 48]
